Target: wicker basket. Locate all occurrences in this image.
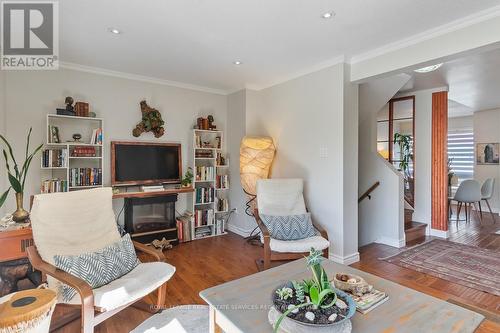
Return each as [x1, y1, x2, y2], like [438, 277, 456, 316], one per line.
[333, 274, 366, 294]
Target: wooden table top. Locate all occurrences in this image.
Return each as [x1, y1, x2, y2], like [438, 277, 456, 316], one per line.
[200, 258, 484, 333]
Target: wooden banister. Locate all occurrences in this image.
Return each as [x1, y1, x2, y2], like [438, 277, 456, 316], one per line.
[358, 181, 380, 203]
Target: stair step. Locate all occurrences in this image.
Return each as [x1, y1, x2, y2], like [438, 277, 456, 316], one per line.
[405, 221, 427, 243]
[404, 209, 414, 228]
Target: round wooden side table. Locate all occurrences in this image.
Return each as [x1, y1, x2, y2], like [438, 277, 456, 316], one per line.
[0, 289, 56, 333]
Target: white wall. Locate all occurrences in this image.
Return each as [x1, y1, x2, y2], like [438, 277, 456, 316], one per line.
[240, 63, 359, 263]
[448, 115, 473, 131]
[474, 108, 500, 213]
[358, 74, 409, 248]
[1, 68, 227, 218]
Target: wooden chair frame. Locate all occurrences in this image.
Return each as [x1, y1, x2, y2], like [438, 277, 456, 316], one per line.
[254, 209, 329, 270]
[27, 241, 167, 333]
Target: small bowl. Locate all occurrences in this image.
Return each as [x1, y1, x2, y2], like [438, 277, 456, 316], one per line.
[333, 273, 371, 296]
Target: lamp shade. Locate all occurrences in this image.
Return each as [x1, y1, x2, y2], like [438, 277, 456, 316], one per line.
[239, 136, 276, 196]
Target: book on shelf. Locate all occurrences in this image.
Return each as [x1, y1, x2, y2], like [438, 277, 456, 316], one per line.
[195, 150, 214, 158]
[70, 168, 102, 187]
[41, 179, 68, 193]
[195, 186, 214, 204]
[215, 197, 229, 212]
[42, 148, 67, 167]
[90, 128, 103, 145]
[48, 125, 60, 143]
[72, 146, 96, 157]
[195, 166, 214, 181]
[348, 288, 389, 314]
[194, 208, 214, 227]
[216, 174, 229, 189]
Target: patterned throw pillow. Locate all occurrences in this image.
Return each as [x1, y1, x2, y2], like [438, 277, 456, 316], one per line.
[54, 233, 140, 302]
[260, 213, 316, 240]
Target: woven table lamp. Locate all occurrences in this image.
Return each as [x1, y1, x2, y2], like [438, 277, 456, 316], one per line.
[240, 136, 276, 214]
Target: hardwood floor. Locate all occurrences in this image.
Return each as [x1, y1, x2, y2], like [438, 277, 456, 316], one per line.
[53, 211, 499, 332]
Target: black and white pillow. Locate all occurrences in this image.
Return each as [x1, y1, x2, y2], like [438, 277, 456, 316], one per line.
[54, 233, 139, 302]
[260, 213, 316, 241]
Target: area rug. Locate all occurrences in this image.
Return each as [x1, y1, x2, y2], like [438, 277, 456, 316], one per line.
[381, 239, 500, 296]
[131, 305, 209, 333]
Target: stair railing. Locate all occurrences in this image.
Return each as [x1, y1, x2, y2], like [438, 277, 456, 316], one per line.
[358, 181, 380, 203]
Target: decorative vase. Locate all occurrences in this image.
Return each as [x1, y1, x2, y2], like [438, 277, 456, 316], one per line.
[12, 192, 29, 222]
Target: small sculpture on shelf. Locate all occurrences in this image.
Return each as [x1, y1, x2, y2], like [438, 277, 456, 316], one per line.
[195, 115, 217, 130]
[207, 115, 216, 129]
[56, 96, 76, 116]
[72, 133, 82, 142]
[132, 100, 165, 138]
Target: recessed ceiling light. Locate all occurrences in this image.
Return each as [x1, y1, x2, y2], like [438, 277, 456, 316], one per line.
[233, 60, 242, 65]
[108, 28, 121, 35]
[321, 11, 335, 19]
[414, 63, 443, 73]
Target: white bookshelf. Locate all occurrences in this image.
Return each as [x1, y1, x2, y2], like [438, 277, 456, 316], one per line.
[189, 129, 230, 240]
[40, 114, 104, 193]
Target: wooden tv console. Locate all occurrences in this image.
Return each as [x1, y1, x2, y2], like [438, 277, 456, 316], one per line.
[112, 186, 193, 199]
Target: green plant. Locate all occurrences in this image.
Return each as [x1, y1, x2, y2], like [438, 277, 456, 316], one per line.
[274, 248, 338, 332]
[393, 133, 413, 177]
[275, 287, 293, 301]
[291, 280, 305, 303]
[0, 128, 43, 207]
[181, 167, 193, 186]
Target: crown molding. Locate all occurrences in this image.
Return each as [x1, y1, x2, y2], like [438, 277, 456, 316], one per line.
[59, 62, 229, 95]
[350, 5, 500, 64]
[246, 55, 346, 91]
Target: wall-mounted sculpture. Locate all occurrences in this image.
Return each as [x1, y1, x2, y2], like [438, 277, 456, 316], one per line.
[132, 100, 165, 138]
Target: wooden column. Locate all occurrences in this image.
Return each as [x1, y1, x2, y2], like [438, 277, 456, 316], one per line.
[431, 91, 448, 231]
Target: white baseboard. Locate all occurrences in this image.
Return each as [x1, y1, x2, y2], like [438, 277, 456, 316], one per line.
[329, 252, 360, 265]
[226, 223, 253, 238]
[429, 228, 450, 239]
[375, 236, 406, 248]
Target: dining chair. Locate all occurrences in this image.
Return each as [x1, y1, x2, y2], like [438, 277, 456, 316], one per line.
[480, 178, 497, 223]
[453, 179, 482, 227]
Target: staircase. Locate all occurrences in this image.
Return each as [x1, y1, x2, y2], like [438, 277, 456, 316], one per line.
[404, 208, 426, 244]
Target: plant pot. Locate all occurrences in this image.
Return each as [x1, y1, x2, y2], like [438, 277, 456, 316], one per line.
[12, 192, 29, 223]
[271, 282, 356, 329]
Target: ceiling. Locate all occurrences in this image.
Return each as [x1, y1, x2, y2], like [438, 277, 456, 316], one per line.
[398, 47, 500, 117]
[58, 0, 500, 93]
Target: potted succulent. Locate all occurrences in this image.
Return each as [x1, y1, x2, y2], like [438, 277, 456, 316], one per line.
[272, 248, 356, 332]
[0, 128, 43, 222]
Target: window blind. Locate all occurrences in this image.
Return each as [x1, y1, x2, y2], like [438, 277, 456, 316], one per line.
[447, 131, 474, 181]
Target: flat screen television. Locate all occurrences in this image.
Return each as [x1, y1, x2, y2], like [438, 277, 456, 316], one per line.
[111, 141, 182, 186]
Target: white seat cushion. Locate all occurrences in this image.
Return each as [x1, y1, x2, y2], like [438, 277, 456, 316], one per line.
[269, 236, 329, 253]
[64, 261, 175, 311]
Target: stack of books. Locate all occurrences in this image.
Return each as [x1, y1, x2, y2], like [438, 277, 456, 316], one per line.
[194, 208, 214, 227]
[196, 166, 214, 181]
[216, 175, 229, 189]
[70, 168, 102, 187]
[194, 225, 212, 238]
[90, 128, 103, 145]
[41, 179, 68, 193]
[195, 187, 214, 204]
[349, 288, 389, 314]
[42, 149, 67, 167]
[195, 150, 213, 158]
[176, 213, 193, 242]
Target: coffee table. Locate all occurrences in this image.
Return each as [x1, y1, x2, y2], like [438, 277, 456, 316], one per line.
[200, 258, 484, 333]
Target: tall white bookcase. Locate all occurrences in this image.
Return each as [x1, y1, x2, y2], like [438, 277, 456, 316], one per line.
[190, 129, 230, 240]
[40, 114, 104, 192]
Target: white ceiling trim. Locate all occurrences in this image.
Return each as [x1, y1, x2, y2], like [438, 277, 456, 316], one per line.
[350, 4, 500, 64]
[246, 55, 346, 91]
[59, 62, 229, 96]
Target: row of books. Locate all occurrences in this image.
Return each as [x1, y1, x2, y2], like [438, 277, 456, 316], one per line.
[195, 166, 215, 181]
[70, 168, 102, 187]
[194, 208, 214, 227]
[41, 179, 68, 193]
[90, 128, 103, 145]
[42, 149, 67, 167]
[176, 213, 193, 242]
[216, 175, 229, 189]
[71, 146, 97, 157]
[195, 187, 215, 204]
[215, 197, 229, 212]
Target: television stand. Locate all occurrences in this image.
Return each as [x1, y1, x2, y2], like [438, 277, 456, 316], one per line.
[112, 186, 193, 199]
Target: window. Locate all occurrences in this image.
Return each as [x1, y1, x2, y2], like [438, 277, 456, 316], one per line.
[447, 130, 474, 182]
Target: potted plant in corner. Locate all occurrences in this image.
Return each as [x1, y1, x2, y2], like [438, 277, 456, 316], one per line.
[0, 128, 43, 222]
[271, 248, 356, 332]
[181, 167, 193, 188]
